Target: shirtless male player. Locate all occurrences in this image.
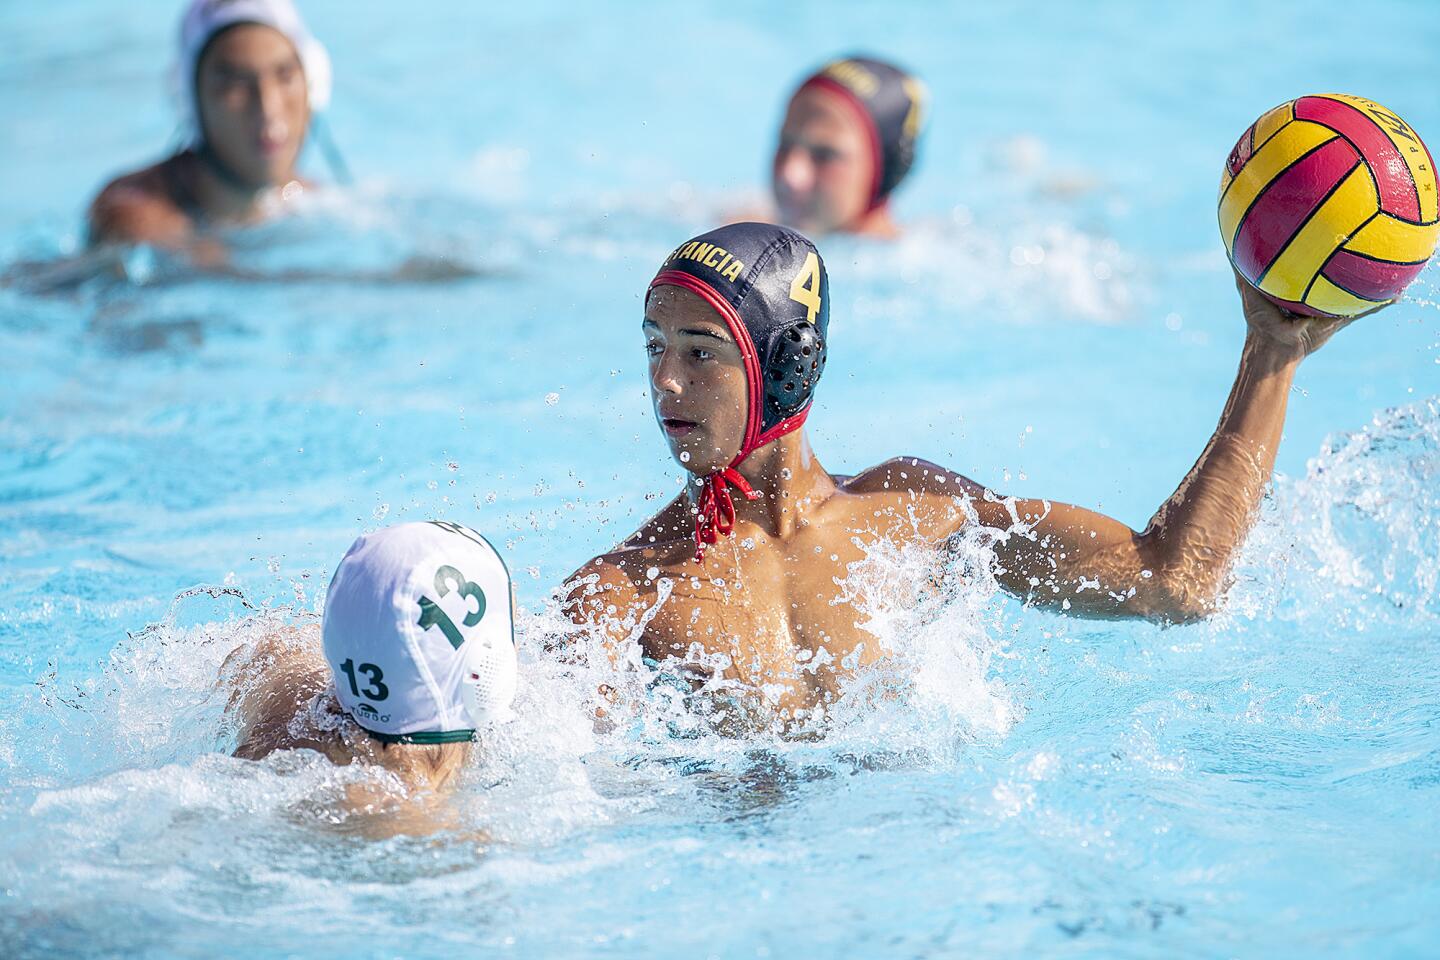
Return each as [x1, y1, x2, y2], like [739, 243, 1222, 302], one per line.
[566, 222, 1361, 725]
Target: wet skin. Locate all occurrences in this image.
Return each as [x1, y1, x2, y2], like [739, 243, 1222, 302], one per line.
[87, 24, 310, 256]
[773, 84, 897, 239]
[567, 280, 1364, 723]
[223, 629, 474, 836]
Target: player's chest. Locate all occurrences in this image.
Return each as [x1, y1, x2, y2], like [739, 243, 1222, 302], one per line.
[637, 531, 884, 683]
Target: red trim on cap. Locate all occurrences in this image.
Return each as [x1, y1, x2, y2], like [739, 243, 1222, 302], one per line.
[752, 406, 810, 451]
[799, 75, 885, 211]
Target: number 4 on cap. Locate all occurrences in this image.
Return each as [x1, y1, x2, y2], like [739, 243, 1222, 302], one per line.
[789, 252, 822, 324]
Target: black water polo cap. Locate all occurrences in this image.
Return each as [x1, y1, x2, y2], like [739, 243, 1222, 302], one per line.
[648, 222, 830, 461]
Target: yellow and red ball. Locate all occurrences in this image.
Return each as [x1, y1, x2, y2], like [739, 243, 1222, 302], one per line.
[1219, 94, 1439, 317]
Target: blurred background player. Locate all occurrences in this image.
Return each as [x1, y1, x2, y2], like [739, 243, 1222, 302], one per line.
[87, 0, 335, 263]
[770, 55, 926, 238]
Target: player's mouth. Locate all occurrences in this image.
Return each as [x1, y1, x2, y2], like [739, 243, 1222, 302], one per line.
[661, 418, 698, 437]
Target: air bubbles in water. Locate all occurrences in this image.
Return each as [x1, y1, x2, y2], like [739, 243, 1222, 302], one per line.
[679, 452, 690, 463]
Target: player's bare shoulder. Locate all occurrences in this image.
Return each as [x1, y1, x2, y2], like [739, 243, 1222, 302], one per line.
[841, 456, 982, 497]
[563, 493, 698, 637]
[566, 539, 685, 614]
[838, 456, 986, 538]
[221, 624, 342, 761]
[88, 157, 194, 247]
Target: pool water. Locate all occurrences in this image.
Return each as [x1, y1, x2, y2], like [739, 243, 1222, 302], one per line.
[3, 1, 1439, 956]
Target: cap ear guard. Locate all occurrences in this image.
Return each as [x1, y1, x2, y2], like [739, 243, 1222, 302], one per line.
[764, 320, 827, 419]
[460, 605, 517, 726]
[299, 37, 331, 112]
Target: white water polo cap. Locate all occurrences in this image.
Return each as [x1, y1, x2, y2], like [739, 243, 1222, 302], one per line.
[322, 521, 517, 743]
[174, 0, 333, 143]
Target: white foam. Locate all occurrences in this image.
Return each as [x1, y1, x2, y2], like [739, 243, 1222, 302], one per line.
[1227, 397, 1440, 626]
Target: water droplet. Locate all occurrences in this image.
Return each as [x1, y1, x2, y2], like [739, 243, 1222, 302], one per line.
[679, 451, 691, 463]
[646, 566, 660, 581]
[446, 461, 459, 472]
[544, 392, 560, 406]
[780, 468, 792, 480]
[373, 503, 390, 521]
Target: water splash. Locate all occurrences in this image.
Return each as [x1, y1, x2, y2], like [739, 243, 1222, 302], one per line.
[1229, 397, 1440, 627]
[824, 524, 1019, 757]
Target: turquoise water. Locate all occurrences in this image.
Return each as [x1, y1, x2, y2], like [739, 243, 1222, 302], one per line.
[3, 1, 1439, 956]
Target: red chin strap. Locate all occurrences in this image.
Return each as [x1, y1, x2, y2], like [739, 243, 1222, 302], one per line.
[690, 405, 810, 563]
[693, 468, 760, 562]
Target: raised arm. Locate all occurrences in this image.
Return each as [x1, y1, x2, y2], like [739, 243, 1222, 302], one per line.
[971, 274, 1360, 622]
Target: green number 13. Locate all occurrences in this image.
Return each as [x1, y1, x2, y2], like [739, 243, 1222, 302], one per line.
[417, 564, 486, 650]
